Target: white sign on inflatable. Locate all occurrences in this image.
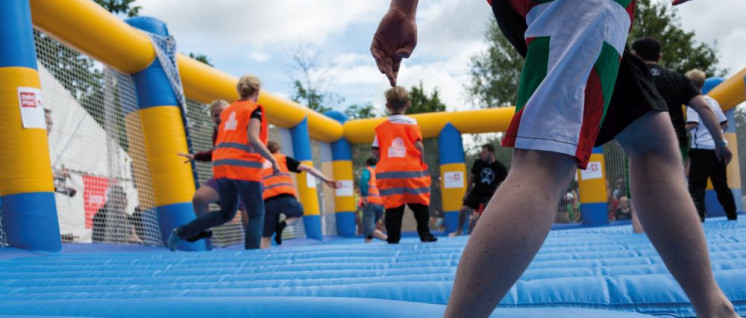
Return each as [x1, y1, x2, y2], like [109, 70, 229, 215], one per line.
[443, 171, 464, 189]
[18, 87, 46, 129]
[306, 173, 316, 188]
[580, 161, 603, 180]
[335, 180, 353, 197]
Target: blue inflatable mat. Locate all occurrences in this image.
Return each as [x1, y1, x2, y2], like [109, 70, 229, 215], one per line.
[0, 297, 655, 317]
[0, 219, 743, 318]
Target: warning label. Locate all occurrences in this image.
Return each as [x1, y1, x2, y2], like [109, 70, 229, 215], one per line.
[17, 87, 45, 129]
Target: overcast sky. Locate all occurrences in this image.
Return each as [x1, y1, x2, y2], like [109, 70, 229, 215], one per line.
[136, 0, 746, 114]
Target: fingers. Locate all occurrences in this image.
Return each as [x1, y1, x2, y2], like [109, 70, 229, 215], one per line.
[372, 38, 398, 87]
[371, 42, 387, 74]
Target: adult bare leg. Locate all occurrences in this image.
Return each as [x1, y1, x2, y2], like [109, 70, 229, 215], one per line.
[615, 112, 737, 318]
[443, 149, 577, 318]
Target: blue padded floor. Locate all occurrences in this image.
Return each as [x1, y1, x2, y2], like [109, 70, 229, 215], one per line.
[0, 219, 744, 318]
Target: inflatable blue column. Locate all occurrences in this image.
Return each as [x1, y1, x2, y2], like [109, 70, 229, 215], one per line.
[578, 147, 609, 226]
[324, 111, 356, 237]
[291, 117, 323, 240]
[124, 17, 204, 250]
[439, 123, 467, 234]
[701, 77, 743, 217]
[0, 0, 61, 252]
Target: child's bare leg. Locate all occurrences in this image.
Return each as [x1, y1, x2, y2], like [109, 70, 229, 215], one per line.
[443, 149, 577, 318]
[616, 111, 737, 318]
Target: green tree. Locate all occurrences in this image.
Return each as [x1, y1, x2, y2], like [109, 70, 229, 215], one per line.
[94, 0, 141, 17]
[188, 52, 213, 67]
[630, 0, 726, 76]
[466, 20, 524, 109]
[406, 81, 446, 114]
[344, 103, 378, 120]
[467, 0, 726, 110]
[285, 44, 341, 113]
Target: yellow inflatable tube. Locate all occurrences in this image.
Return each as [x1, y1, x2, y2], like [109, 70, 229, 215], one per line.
[177, 54, 343, 142]
[29, 0, 155, 74]
[344, 107, 515, 144]
[709, 67, 746, 112]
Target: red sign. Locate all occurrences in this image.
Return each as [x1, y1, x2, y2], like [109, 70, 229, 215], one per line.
[20, 92, 37, 108]
[83, 175, 109, 229]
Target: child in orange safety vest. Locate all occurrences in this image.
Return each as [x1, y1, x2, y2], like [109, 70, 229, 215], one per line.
[260, 140, 338, 249]
[372, 86, 437, 244]
[168, 74, 277, 251]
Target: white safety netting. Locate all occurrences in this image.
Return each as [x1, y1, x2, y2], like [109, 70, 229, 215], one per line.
[34, 29, 163, 245]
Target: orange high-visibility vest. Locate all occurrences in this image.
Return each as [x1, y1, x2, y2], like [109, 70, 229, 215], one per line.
[365, 166, 383, 205]
[212, 100, 268, 182]
[262, 153, 297, 200]
[374, 120, 431, 209]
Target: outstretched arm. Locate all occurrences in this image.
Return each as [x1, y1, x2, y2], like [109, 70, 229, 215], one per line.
[298, 164, 339, 189]
[371, 0, 420, 86]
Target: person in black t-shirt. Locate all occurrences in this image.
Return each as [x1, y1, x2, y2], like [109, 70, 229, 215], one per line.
[631, 37, 727, 164]
[449, 144, 507, 237]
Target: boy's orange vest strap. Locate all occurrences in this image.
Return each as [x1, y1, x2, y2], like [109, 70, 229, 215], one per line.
[365, 166, 383, 205]
[212, 100, 268, 182]
[374, 121, 431, 209]
[262, 153, 297, 200]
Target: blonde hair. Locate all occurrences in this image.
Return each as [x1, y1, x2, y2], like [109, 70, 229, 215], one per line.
[684, 69, 706, 90]
[237, 74, 261, 99]
[385, 86, 409, 111]
[267, 140, 280, 153]
[209, 100, 229, 113]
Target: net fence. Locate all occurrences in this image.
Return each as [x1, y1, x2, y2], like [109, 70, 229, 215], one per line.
[0, 204, 6, 247]
[735, 105, 746, 209]
[34, 29, 163, 246]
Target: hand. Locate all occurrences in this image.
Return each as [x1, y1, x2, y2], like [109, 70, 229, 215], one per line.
[715, 145, 733, 165]
[324, 180, 340, 189]
[371, 5, 417, 87]
[177, 152, 195, 163]
[271, 160, 281, 174]
[361, 198, 369, 206]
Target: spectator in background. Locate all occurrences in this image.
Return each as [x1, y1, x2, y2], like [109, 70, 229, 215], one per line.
[615, 196, 632, 220]
[684, 69, 737, 222]
[92, 185, 141, 244]
[45, 109, 77, 198]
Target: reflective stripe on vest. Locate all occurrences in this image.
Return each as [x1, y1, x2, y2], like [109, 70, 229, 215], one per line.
[212, 100, 268, 182]
[376, 170, 429, 180]
[262, 153, 297, 199]
[215, 142, 256, 153]
[365, 166, 383, 205]
[379, 186, 430, 196]
[213, 159, 264, 169]
[374, 120, 431, 208]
